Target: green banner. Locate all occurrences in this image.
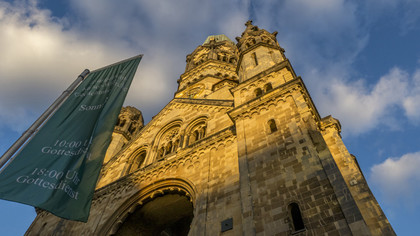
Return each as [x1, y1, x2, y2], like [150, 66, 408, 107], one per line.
[0, 55, 142, 222]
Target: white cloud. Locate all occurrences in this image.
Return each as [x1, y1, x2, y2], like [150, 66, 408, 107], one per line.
[0, 0, 251, 135]
[1, 0, 420, 138]
[316, 67, 413, 135]
[0, 1, 130, 133]
[316, 66, 420, 135]
[403, 69, 420, 122]
[252, 0, 420, 136]
[370, 151, 420, 206]
[67, 0, 250, 122]
[255, 0, 366, 70]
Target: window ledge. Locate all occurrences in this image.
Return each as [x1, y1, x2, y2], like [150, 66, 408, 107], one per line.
[291, 228, 306, 235]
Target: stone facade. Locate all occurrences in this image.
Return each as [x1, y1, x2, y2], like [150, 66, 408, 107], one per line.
[26, 21, 395, 236]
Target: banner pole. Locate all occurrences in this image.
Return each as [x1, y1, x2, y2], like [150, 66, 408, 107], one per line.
[0, 69, 90, 169]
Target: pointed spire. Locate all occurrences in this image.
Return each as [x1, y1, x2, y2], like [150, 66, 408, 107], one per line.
[235, 20, 281, 52]
[245, 20, 253, 27]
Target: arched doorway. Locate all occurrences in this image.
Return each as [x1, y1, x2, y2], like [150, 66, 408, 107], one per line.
[103, 179, 197, 236]
[114, 193, 193, 235]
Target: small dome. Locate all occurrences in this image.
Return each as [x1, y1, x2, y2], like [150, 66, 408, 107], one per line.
[202, 34, 234, 45]
[184, 34, 238, 72]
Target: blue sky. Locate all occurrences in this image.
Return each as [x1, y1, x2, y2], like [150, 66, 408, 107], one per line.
[1, 0, 420, 235]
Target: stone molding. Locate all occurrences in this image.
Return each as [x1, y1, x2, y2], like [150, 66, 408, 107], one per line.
[229, 78, 319, 122]
[320, 115, 342, 134]
[93, 126, 236, 201]
[179, 60, 237, 83]
[231, 59, 296, 94]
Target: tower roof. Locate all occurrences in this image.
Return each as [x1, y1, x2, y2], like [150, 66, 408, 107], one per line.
[235, 20, 280, 52]
[202, 34, 233, 45]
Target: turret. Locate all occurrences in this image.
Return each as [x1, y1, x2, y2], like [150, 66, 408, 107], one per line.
[231, 21, 297, 107]
[236, 20, 286, 82]
[175, 35, 239, 100]
[103, 106, 144, 163]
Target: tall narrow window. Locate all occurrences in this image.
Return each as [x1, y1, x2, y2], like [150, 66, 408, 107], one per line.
[189, 130, 199, 145]
[251, 52, 258, 66]
[173, 139, 180, 152]
[255, 88, 263, 97]
[289, 203, 305, 231]
[268, 119, 277, 133]
[201, 126, 206, 138]
[158, 147, 165, 159]
[166, 141, 173, 155]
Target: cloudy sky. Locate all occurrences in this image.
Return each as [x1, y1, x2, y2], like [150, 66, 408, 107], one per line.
[1, 0, 420, 235]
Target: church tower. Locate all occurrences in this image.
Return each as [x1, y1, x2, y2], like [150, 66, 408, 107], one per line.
[26, 21, 394, 236]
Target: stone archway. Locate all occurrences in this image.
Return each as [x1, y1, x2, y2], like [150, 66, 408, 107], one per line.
[114, 193, 193, 235]
[102, 178, 197, 236]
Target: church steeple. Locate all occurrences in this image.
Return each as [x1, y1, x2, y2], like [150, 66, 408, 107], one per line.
[25, 21, 395, 236]
[175, 34, 239, 99]
[236, 20, 286, 82]
[185, 34, 238, 72]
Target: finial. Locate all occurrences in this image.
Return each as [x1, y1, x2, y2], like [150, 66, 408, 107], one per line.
[245, 20, 253, 27]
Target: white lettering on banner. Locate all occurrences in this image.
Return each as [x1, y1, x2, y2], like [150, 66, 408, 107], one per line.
[40, 139, 90, 158]
[73, 75, 129, 97]
[79, 103, 104, 112]
[16, 169, 82, 200]
[41, 146, 88, 157]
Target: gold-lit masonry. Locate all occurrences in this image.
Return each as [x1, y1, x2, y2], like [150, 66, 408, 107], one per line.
[27, 21, 394, 236]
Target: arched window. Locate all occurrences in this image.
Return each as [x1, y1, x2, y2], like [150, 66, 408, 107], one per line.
[289, 203, 305, 231]
[268, 119, 277, 133]
[128, 123, 136, 134]
[117, 118, 126, 127]
[264, 83, 273, 92]
[186, 118, 207, 146]
[254, 88, 263, 97]
[188, 126, 206, 146]
[129, 151, 146, 174]
[124, 149, 148, 175]
[154, 121, 182, 161]
[135, 152, 146, 169]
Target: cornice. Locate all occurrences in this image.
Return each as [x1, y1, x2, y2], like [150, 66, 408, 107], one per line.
[178, 60, 237, 83]
[228, 78, 321, 123]
[173, 97, 234, 107]
[231, 59, 296, 93]
[228, 78, 301, 121]
[320, 115, 342, 134]
[112, 129, 131, 140]
[175, 74, 237, 96]
[212, 79, 238, 92]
